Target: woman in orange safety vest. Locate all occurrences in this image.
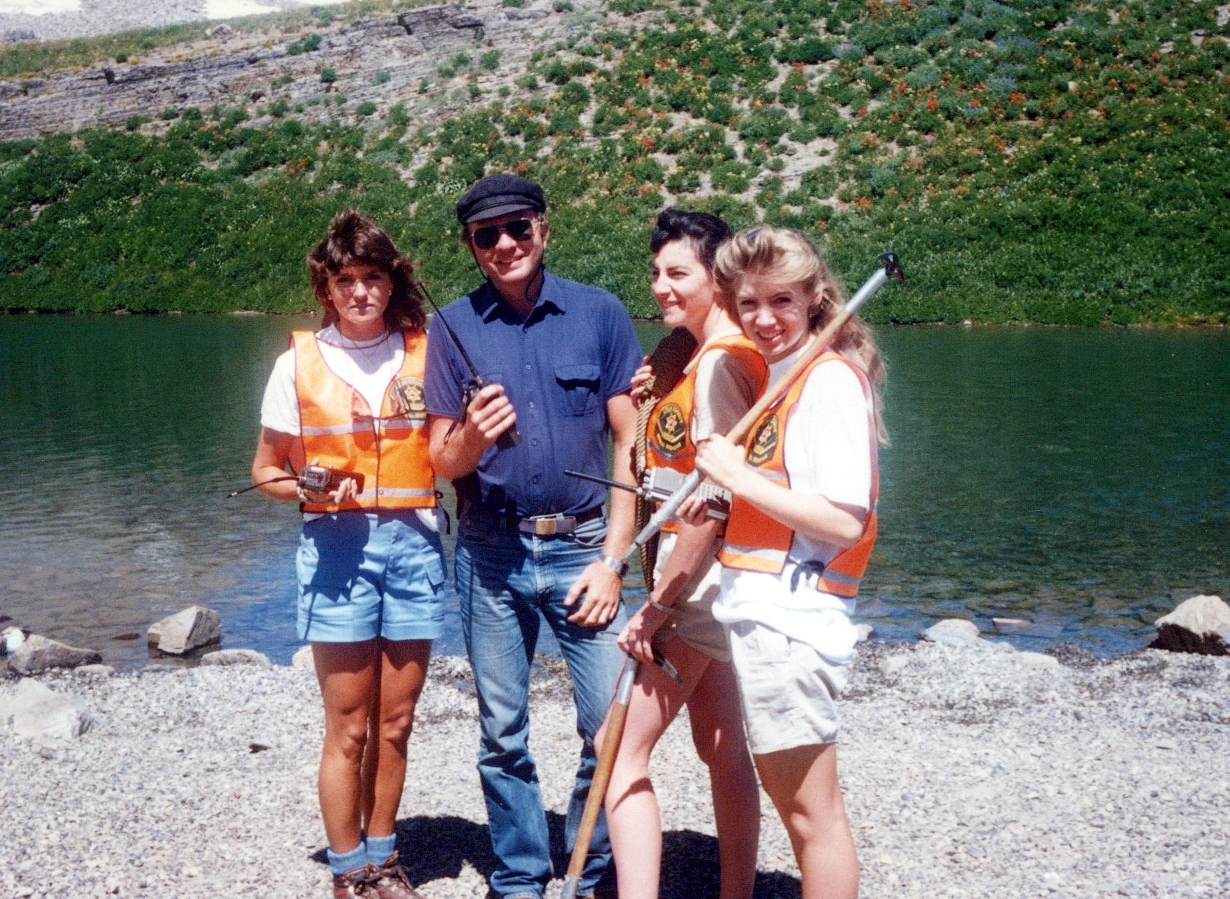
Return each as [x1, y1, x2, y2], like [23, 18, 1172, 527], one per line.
[692, 225, 887, 899]
[250, 209, 441, 899]
[597, 209, 765, 899]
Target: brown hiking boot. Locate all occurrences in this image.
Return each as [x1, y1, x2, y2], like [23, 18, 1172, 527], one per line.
[371, 851, 425, 899]
[332, 864, 382, 899]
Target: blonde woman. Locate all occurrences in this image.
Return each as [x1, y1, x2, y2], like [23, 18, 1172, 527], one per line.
[693, 225, 886, 899]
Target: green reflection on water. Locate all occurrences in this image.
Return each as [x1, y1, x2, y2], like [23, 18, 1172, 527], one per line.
[1, 315, 1226, 666]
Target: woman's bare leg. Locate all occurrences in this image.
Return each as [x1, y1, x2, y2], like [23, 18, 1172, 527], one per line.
[361, 638, 431, 838]
[754, 743, 858, 899]
[598, 639, 713, 899]
[313, 640, 379, 853]
[687, 660, 760, 899]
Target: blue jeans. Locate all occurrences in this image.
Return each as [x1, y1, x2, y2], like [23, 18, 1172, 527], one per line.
[456, 514, 627, 899]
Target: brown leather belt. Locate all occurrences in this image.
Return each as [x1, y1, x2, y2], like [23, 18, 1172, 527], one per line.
[467, 505, 603, 536]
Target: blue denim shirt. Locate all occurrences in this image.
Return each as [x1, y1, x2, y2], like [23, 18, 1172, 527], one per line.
[424, 271, 642, 518]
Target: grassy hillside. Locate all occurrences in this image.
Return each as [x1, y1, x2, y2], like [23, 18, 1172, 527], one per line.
[1, 0, 1228, 323]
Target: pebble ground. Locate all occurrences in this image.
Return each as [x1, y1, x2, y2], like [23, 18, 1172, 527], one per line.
[2, 643, 1227, 899]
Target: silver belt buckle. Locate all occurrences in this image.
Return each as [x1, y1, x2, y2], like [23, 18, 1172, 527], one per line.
[522, 513, 576, 536]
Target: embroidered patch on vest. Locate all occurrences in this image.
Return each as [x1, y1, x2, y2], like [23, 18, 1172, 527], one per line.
[390, 377, 427, 419]
[653, 403, 687, 455]
[747, 415, 778, 467]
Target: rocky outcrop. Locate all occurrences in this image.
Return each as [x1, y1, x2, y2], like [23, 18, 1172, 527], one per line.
[0, 1, 572, 141]
[9, 634, 103, 674]
[1152, 594, 1230, 656]
[148, 606, 221, 655]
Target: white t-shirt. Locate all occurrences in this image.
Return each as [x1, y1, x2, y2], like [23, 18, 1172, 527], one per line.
[260, 325, 441, 531]
[713, 343, 874, 665]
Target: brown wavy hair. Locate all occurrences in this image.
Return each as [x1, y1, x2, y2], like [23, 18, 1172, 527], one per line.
[713, 225, 888, 444]
[307, 208, 426, 332]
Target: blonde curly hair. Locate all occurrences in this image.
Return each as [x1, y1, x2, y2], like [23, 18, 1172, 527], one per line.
[713, 225, 887, 444]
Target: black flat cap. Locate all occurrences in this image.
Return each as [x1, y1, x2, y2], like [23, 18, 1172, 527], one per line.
[456, 173, 546, 224]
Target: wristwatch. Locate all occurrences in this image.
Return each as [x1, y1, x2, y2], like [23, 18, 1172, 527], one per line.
[600, 555, 629, 577]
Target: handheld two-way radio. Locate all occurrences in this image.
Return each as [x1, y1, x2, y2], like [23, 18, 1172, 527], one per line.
[226, 465, 365, 499]
[564, 468, 731, 522]
[418, 280, 521, 452]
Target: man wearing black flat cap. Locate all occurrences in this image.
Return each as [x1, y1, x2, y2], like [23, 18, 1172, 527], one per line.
[423, 173, 641, 899]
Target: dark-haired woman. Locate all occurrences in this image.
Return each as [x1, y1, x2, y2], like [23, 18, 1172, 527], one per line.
[596, 209, 766, 899]
[252, 209, 443, 899]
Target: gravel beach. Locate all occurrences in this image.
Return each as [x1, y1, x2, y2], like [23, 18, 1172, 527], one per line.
[2, 642, 1227, 899]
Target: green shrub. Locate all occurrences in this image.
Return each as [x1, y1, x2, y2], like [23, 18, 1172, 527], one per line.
[355, 101, 378, 117]
[373, 69, 391, 85]
[320, 67, 337, 84]
[777, 38, 834, 64]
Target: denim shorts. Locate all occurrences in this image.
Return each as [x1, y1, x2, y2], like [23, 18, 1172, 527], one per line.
[296, 511, 447, 643]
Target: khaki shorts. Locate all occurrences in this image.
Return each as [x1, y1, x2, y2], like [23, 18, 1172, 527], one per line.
[649, 532, 730, 662]
[727, 620, 849, 755]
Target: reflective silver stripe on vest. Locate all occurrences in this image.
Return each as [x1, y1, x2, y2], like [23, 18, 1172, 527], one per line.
[380, 418, 426, 430]
[301, 423, 369, 436]
[721, 543, 786, 565]
[353, 487, 436, 501]
[820, 569, 861, 587]
[744, 462, 788, 485]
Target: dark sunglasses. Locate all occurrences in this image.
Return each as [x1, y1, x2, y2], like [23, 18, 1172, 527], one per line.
[470, 217, 535, 250]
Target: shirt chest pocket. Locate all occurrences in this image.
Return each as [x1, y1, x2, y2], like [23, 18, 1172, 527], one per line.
[555, 363, 602, 417]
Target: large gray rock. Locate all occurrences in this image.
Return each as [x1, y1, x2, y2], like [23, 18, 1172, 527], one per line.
[148, 606, 222, 655]
[291, 645, 315, 670]
[921, 618, 982, 647]
[0, 678, 90, 742]
[1152, 595, 1230, 656]
[9, 634, 102, 674]
[201, 649, 271, 668]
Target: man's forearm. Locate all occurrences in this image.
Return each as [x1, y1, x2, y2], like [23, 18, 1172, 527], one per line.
[428, 415, 485, 480]
[603, 393, 639, 558]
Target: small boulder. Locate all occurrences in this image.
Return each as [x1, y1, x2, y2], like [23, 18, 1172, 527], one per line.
[9, 634, 102, 674]
[1152, 595, 1230, 656]
[921, 618, 981, 647]
[291, 645, 315, 669]
[200, 649, 271, 668]
[854, 623, 875, 643]
[73, 664, 116, 678]
[148, 606, 221, 655]
[207, 23, 234, 38]
[0, 678, 90, 742]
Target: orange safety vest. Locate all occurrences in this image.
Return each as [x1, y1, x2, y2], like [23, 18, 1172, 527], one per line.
[646, 334, 768, 532]
[293, 330, 435, 513]
[718, 351, 879, 598]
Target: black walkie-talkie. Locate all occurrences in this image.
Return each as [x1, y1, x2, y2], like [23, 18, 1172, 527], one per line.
[419, 281, 521, 451]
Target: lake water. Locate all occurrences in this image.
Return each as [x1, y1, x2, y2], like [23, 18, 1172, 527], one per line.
[1, 315, 1226, 668]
